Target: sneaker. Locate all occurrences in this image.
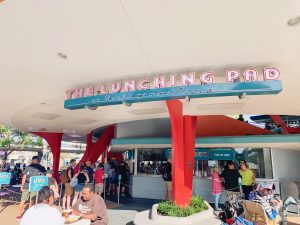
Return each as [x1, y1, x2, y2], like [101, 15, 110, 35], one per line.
[16, 216, 22, 221]
[215, 208, 222, 211]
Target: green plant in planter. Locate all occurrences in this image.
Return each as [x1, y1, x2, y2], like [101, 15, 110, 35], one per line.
[157, 196, 208, 217]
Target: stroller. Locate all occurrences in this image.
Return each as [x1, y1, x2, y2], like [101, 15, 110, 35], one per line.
[218, 201, 254, 225]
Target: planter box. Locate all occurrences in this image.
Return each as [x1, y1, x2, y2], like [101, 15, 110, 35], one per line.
[134, 201, 221, 225]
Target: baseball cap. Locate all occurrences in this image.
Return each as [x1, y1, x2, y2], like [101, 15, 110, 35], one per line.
[260, 182, 273, 190]
[32, 156, 40, 161]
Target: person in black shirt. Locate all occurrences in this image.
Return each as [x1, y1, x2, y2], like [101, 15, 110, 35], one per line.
[162, 161, 172, 200]
[220, 161, 242, 207]
[220, 161, 241, 192]
[85, 161, 95, 184]
[116, 161, 129, 197]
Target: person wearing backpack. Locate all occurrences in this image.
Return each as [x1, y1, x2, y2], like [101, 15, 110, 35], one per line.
[162, 161, 172, 200]
[61, 159, 76, 210]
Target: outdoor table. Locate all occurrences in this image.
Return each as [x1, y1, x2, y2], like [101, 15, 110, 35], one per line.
[64, 219, 90, 225]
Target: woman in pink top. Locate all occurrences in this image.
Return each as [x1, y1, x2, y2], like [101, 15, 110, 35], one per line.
[212, 166, 223, 211]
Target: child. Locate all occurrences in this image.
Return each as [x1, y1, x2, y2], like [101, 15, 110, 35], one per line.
[248, 183, 259, 201]
[46, 170, 59, 199]
[212, 166, 224, 211]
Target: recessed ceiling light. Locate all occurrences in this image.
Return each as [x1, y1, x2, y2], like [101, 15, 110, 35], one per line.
[287, 16, 300, 26]
[57, 52, 68, 59]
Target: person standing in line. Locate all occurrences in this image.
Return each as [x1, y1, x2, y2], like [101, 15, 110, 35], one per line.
[212, 166, 224, 211]
[239, 160, 255, 200]
[61, 159, 76, 210]
[85, 161, 95, 184]
[72, 184, 108, 225]
[162, 161, 172, 201]
[107, 164, 117, 195]
[104, 158, 111, 175]
[16, 156, 46, 221]
[220, 161, 241, 207]
[20, 186, 64, 225]
[94, 163, 105, 196]
[116, 161, 129, 197]
[72, 164, 90, 206]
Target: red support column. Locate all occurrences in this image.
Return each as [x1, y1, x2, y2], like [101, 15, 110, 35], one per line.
[88, 126, 115, 164]
[183, 116, 197, 202]
[166, 100, 197, 207]
[34, 132, 63, 182]
[75, 126, 115, 172]
[75, 133, 93, 172]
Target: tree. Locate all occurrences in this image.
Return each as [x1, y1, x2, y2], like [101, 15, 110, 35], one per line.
[0, 124, 43, 162]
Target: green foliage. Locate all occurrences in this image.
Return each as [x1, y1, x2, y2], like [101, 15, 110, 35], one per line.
[157, 196, 208, 217]
[0, 124, 43, 159]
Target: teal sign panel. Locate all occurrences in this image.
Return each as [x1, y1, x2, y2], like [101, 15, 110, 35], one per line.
[0, 172, 11, 185]
[29, 176, 48, 192]
[165, 149, 172, 159]
[209, 149, 235, 160]
[195, 149, 209, 160]
[126, 151, 133, 160]
[65, 81, 282, 110]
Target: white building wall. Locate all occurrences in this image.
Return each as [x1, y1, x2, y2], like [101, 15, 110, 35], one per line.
[272, 148, 300, 182]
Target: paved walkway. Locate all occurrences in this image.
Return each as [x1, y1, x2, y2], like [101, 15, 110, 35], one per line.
[0, 198, 159, 225]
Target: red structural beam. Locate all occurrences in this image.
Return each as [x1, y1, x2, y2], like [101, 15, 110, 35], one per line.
[166, 100, 197, 207]
[270, 115, 300, 134]
[74, 125, 115, 172]
[33, 132, 63, 182]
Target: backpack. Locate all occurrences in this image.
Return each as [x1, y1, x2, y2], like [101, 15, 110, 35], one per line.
[60, 169, 70, 184]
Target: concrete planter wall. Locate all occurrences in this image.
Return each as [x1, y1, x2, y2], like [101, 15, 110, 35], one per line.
[134, 201, 221, 225]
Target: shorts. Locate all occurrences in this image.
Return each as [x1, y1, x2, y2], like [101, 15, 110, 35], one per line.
[164, 181, 172, 192]
[95, 183, 104, 194]
[21, 189, 36, 202]
[74, 184, 85, 192]
[64, 183, 73, 196]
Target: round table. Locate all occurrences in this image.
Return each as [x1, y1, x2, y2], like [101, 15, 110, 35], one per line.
[64, 219, 90, 225]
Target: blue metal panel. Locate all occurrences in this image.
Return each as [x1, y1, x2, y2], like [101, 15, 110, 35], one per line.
[64, 80, 282, 110]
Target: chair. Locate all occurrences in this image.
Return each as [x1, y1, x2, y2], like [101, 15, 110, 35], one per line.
[280, 182, 300, 214]
[243, 200, 280, 225]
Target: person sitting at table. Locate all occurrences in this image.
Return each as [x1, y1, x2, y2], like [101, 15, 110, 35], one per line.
[20, 186, 64, 225]
[72, 184, 108, 225]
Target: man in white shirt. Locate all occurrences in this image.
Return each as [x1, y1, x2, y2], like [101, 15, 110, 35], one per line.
[21, 186, 64, 225]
